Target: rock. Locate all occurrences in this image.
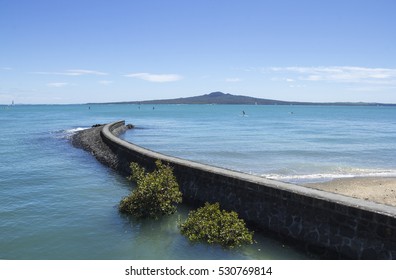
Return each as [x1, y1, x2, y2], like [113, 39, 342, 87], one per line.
[71, 125, 121, 171]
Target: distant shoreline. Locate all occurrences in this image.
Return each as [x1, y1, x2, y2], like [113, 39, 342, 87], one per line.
[4, 91, 396, 106]
[86, 91, 396, 106]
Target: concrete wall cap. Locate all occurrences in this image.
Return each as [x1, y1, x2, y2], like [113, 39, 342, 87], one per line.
[102, 120, 396, 218]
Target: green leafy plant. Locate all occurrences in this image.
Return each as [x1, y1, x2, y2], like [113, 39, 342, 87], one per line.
[119, 160, 182, 219]
[179, 202, 254, 248]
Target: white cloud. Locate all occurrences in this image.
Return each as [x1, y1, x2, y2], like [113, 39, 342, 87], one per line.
[270, 77, 295, 82]
[270, 66, 396, 85]
[98, 80, 113, 85]
[2, 67, 12, 71]
[124, 72, 183, 83]
[47, 82, 68, 88]
[289, 84, 306, 88]
[225, 78, 241, 82]
[34, 69, 108, 76]
[66, 69, 107, 76]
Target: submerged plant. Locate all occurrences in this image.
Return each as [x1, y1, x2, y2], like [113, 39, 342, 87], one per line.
[119, 160, 182, 219]
[179, 202, 253, 248]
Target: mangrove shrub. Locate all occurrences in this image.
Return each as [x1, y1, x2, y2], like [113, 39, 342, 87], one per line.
[179, 202, 254, 248]
[119, 160, 182, 219]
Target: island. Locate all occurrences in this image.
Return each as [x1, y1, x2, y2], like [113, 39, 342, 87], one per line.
[89, 91, 396, 106]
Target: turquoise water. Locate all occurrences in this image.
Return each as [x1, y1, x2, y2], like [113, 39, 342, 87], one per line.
[124, 104, 396, 183]
[1, 104, 395, 259]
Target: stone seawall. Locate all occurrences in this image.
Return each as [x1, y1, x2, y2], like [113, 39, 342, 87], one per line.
[98, 120, 396, 259]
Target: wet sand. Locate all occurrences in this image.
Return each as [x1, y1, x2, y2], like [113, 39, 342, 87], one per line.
[304, 177, 396, 207]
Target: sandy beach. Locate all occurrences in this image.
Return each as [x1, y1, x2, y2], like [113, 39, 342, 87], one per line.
[303, 177, 396, 207]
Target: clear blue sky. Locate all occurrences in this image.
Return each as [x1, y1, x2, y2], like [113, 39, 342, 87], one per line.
[1, 0, 396, 104]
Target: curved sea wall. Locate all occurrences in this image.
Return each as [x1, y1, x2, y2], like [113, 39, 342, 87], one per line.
[100, 120, 396, 259]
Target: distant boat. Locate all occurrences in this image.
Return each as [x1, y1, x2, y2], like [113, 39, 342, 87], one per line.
[11, 100, 14, 106]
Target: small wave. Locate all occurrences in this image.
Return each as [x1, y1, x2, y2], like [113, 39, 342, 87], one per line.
[54, 127, 89, 139]
[264, 169, 396, 184]
[65, 127, 89, 134]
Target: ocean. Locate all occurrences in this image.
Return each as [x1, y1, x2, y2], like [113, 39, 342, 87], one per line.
[1, 103, 395, 259]
[123, 104, 396, 183]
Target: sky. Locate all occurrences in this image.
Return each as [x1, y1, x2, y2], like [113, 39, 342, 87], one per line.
[1, 0, 396, 104]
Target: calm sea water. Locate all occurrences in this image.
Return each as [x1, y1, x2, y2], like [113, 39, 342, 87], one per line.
[124, 104, 396, 183]
[1, 103, 395, 259]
